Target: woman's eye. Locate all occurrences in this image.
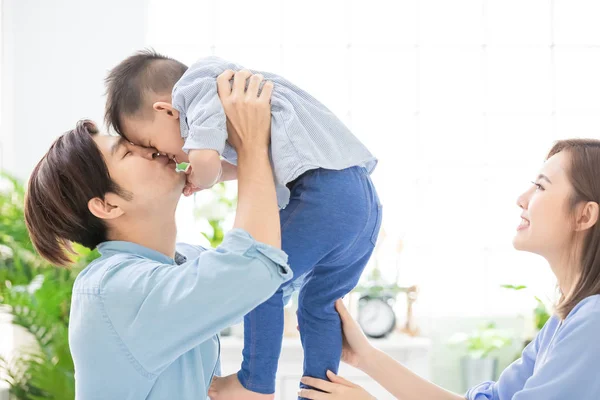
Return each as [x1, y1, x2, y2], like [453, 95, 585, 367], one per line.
[531, 181, 544, 191]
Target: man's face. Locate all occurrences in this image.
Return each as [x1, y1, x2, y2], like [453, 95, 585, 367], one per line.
[93, 134, 185, 215]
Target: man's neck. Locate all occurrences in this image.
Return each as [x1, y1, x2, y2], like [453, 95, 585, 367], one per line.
[109, 215, 178, 259]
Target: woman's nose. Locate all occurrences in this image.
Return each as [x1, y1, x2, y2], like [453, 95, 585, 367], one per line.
[517, 189, 530, 210]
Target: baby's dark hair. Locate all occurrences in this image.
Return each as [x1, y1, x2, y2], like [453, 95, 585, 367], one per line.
[104, 49, 188, 136]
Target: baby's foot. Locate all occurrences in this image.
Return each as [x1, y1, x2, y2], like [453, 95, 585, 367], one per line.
[209, 373, 274, 400]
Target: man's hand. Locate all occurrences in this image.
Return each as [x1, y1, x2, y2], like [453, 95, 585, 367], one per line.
[216, 69, 273, 153]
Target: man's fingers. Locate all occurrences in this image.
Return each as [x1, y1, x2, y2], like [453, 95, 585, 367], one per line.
[232, 69, 252, 95]
[259, 81, 274, 103]
[217, 69, 235, 98]
[246, 74, 264, 98]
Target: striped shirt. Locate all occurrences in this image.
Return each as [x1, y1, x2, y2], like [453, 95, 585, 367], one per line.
[172, 56, 377, 208]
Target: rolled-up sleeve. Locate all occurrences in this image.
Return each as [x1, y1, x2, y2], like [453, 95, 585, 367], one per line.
[103, 229, 292, 375]
[466, 382, 496, 400]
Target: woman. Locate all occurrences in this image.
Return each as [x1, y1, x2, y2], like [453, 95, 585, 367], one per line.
[300, 139, 600, 400]
[24, 70, 284, 399]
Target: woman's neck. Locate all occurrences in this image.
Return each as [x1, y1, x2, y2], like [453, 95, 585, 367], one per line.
[109, 215, 178, 259]
[549, 250, 582, 302]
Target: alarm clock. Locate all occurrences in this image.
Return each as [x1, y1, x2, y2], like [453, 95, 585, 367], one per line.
[357, 296, 396, 339]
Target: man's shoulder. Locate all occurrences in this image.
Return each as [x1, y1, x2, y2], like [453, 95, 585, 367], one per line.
[73, 252, 160, 294]
[175, 242, 209, 261]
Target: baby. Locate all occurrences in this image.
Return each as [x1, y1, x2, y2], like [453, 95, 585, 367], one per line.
[105, 50, 382, 400]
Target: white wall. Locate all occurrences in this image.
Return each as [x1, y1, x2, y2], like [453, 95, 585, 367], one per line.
[0, 0, 151, 179]
[0, 0, 151, 383]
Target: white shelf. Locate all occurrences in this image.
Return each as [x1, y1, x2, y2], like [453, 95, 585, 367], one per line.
[219, 334, 431, 400]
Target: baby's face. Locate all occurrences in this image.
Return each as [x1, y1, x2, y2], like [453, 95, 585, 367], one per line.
[122, 113, 189, 164]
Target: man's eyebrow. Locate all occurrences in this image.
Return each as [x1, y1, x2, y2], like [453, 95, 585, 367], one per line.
[110, 137, 125, 156]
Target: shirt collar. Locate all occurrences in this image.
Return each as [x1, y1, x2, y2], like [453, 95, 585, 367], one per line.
[97, 241, 187, 265]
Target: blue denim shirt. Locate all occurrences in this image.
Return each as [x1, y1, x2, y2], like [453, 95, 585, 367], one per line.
[69, 229, 292, 400]
[172, 56, 377, 209]
[467, 295, 600, 399]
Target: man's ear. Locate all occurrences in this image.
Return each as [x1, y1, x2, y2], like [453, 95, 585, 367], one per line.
[153, 102, 179, 119]
[88, 193, 125, 220]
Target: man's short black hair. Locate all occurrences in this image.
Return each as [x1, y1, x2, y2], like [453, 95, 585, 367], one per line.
[104, 49, 188, 136]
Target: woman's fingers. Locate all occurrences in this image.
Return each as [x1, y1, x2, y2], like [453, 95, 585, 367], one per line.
[326, 370, 354, 387]
[217, 69, 235, 98]
[232, 69, 253, 94]
[246, 74, 264, 99]
[301, 376, 338, 393]
[298, 388, 329, 400]
[335, 299, 351, 322]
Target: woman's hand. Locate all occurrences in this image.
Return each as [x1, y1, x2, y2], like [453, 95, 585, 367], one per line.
[336, 299, 376, 370]
[216, 69, 273, 153]
[299, 371, 376, 400]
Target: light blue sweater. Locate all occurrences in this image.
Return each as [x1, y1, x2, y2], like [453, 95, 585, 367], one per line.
[68, 229, 292, 399]
[467, 294, 600, 399]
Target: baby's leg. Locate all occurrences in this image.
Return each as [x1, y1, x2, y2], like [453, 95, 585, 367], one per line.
[295, 167, 382, 400]
[235, 169, 344, 396]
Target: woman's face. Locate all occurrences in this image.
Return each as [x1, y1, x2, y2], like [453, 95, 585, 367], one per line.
[514, 151, 576, 259]
[93, 134, 185, 214]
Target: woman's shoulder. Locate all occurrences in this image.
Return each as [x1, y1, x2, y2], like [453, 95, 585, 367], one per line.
[560, 295, 600, 339]
[564, 294, 600, 321]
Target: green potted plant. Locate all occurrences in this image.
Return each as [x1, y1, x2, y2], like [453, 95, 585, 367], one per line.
[501, 284, 551, 349]
[449, 322, 513, 392]
[0, 173, 99, 399]
[194, 182, 237, 248]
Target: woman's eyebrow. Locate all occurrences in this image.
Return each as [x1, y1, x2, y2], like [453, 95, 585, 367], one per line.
[537, 174, 552, 184]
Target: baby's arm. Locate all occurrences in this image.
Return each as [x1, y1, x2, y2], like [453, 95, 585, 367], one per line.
[173, 60, 233, 187]
[187, 149, 223, 189]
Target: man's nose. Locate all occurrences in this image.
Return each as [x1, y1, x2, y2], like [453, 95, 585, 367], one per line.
[137, 147, 158, 160]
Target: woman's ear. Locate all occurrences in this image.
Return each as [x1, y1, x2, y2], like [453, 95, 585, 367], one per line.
[153, 102, 180, 119]
[575, 201, 599, 232]
[88, 194, 125, 221]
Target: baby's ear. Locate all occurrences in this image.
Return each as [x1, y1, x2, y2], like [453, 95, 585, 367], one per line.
[152, 102, 179, 119]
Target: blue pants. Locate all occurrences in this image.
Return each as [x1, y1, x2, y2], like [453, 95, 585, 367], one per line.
[237, 167, 382, 396]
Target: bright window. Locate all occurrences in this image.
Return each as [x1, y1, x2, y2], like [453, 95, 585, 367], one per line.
[147, 0, 600, 317]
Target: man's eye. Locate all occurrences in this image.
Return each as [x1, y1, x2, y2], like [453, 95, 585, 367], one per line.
[123, 151, 131, 159]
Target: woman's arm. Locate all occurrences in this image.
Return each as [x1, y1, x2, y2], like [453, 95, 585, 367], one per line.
[300, 300, 465, 400]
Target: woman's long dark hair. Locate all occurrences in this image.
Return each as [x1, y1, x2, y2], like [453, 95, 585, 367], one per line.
[549, 139, 600, 318]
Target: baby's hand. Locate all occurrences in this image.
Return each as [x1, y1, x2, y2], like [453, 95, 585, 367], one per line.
[182, 165, 205, 196]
